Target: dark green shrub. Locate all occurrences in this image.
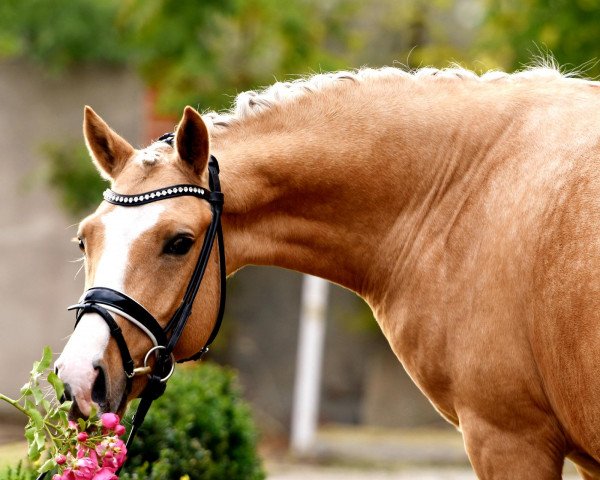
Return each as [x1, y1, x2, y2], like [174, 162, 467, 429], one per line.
[121, 362, 265, 480]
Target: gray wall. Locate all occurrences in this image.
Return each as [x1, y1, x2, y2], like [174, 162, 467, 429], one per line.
[0, 60, 144, 413]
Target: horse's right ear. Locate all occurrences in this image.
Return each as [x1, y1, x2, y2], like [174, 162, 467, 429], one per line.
[83, 106, 135, 180]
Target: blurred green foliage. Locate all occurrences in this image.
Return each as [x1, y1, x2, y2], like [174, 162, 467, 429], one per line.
[0, 0, 473, 114]
[40, 141, 106, 216]
[2, 0, 600, 113]
[0, 0, 126, 71]
[0, 462, 34, 480]
[117, 0, 352, 112]
[477, 0, 600, 76]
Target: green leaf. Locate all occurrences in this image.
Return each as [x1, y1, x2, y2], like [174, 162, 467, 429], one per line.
[47, 407, 60, 422]
[59, 401, 73, 412]
[39, 458, 56, 474]
[27, 438, 41, 462]
[20, 382, 32, 395]
[29, 409, 44, 430]
[58, 410, 68, 425]
[24, 425, 35, 443]
[47, 372, 64, 401]
[31, 385, 44, 406]
[35, 430, 45, 450]
[30, 361, 40, 377]
[38, 346, 53, 373]
[24, 399, 35, 415]
[77, 418, 86, 431]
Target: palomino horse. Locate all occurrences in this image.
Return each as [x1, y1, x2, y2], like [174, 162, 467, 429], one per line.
[55, 66, 600, 478]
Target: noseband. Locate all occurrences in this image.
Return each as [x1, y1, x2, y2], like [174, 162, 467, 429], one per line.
[66, 133, 226, 454]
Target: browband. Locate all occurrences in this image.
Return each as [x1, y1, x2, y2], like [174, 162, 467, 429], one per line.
[103, 183, 223, 207]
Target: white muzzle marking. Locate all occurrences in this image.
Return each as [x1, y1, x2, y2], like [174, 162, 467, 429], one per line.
[55, 203, 165, 414]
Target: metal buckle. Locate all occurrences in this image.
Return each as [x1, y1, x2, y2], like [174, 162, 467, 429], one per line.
[128, 345, 176, 383]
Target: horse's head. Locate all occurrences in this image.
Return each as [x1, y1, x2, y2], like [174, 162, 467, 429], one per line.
[55, 106, 224, 417]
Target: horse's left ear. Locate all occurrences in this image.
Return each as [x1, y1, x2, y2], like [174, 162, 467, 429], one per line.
[175, 106, 210, 176]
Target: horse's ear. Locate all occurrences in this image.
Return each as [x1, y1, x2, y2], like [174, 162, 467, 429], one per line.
[175, 106, 210, 176]
[83, 106, 135, 180]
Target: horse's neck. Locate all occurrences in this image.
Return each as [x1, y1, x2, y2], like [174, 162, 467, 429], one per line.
[211, 79, 530, 303]
[213, 123, 389, 295]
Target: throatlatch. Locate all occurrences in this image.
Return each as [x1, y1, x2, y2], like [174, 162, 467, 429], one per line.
[63, 134, 226, 469]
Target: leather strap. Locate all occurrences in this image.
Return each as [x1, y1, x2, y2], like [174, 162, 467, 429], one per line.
[73, 304, 136, 379]
[70, 287, 168, 347]
[178, 158, 227, 362]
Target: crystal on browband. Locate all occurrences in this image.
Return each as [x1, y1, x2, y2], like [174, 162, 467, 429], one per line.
[103, 184, 211, 206]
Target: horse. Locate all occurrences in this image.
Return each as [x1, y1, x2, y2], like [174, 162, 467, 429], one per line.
[54, 65, 600, 479]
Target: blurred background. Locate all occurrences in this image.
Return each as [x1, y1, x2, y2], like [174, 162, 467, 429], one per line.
[0, 0, 599, 477]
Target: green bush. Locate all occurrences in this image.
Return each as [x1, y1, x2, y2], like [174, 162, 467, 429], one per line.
[0, 363, 265, 480]
[121, 363, 265, 480]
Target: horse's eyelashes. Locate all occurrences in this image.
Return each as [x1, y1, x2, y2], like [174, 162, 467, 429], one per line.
[163, 235, 194, 256]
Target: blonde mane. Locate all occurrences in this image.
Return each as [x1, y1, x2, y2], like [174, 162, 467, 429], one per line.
[201, 64, 597, 132]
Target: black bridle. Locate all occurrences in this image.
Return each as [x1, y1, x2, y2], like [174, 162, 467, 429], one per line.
[65, 133, 226, 461]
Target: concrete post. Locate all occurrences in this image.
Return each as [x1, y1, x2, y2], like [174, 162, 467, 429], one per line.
[290, 274, 329, 455]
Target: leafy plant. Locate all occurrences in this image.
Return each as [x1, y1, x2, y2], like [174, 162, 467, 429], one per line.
[121, 364, 265, 480]
[0, 348, 129, 479]
[0, 347, 74, 472]
[0, 350, 264, 480]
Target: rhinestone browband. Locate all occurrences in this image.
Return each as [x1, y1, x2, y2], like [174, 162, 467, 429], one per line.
[103, 184, 212, 206]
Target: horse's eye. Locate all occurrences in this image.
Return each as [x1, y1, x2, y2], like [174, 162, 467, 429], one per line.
[164, 235, 194, 256]
[77, 238, 85, 252]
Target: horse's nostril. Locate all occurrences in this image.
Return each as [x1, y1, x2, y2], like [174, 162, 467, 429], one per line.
[91, 366, 107, 407]
[62, 383, 73, 403]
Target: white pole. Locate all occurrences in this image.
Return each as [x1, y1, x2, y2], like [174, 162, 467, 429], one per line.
[290, 274, 329, 456]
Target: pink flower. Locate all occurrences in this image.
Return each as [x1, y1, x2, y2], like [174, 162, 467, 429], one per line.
[95, 443, 107, 457]
[73, 455, 98, 480]
[100, 413, 120, 430]
[76, 444, 92, 459]
[92, 468, 118, 480]
[58, 469, 75, 480]
[52, 412, 129, 480]
[111, 438, 127, 467]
